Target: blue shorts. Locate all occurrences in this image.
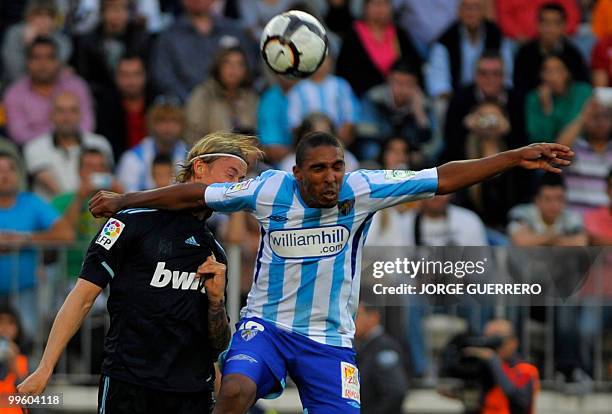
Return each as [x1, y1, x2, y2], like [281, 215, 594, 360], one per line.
[219, 317, 361, 414]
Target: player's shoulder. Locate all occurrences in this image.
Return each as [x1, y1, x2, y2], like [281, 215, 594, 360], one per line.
[113, 208, 162, 226]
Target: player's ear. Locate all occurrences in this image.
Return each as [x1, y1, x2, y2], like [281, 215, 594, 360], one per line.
[292, 165, 302, 181]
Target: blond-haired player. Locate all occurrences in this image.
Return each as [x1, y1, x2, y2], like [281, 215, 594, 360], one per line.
[18, 133, 262, 414]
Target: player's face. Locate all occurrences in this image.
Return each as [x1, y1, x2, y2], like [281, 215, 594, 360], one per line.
[293, 146, 345, 208]
[196, 157, 247, 185]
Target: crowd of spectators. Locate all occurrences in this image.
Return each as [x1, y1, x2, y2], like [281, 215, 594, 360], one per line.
[0, 0, 611, 394]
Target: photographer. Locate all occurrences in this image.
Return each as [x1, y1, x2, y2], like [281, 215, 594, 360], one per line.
[0, 304, 30, 414]
[461, 319, 540, 414]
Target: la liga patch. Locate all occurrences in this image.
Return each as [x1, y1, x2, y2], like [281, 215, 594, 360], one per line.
[226, 179, 253, 194]
[95, 218, 125, 250]
[340, 361, 360, 403]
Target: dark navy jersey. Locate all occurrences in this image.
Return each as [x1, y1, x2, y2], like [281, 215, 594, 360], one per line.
[80, 208, 227, 392]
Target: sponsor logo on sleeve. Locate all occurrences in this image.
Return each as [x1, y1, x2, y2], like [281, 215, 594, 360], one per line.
[95, 219, 125, 250]
[384, 170, 416, 180]
[269, 225, 350, 259]
[341, 362, 360, 403]
[225, 179, 253, 194]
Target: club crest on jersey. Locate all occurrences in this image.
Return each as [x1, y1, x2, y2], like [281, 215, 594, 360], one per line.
[95, 219, 125, 250]
[384, 170, 416, 180]
[341, 362, 361, 403]
[338, 199, 354, 216]
[239, 321, 265, 341]
[226, 179, 253, 194]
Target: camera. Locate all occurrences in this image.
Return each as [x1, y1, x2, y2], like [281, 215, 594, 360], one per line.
[440, 334, 503, 380]
[475, 114, 499, 129]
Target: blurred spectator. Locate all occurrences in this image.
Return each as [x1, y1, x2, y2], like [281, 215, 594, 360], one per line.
[336, 0, 423, 98]
[403, 194, 488, 246]
[558, 99, 612, 213]
[71, 0, 151, 96]
[287, 55, 360, 146]
[95, 54, 154, 160]
[525, 54, 591, 143]
[51, 148, 121, 280]
[443, 51, 525, 162]
[592, 0, 612, 39]
[507, 173, 587, 246]
[3, 36, 94, 145]
[23, 92, 113, 200]
[185, 46, 258, 145]
[279, 112, 360, 173]
[239, 0, 298, 42]
[591, 35, 612, 87]
[364, 137, 414, 246]
[493, 0, 580, 41]
[258, 74, 298, 165]
[426, 0, 514, 99]
[0, 304, 30, 413]
[0, 151, 74, 337]
[392, 0, 461, 55]
[355, 302, 408, 414]
[151, 0, 255, 102]
[151, 153, 175, 188]
[459, 319, 540, 414]
[513, 2, 589, 95]
[116, 98, 188, 191]
[1, 0, 72, 84]
[456, 101, 522, 230]
[359, 60, 431, 162]
[584, 169, 612, 245]
[402, 194, 488, 378]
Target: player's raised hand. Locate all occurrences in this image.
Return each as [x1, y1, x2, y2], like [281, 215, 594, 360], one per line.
[516, 143, 574, 173]
[89, 190, 124, 218]
[17, 367, 51, 395]
[197, 254, 226, 303]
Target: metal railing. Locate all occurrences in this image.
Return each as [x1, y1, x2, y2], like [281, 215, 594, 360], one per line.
[1, 243, 610, 389]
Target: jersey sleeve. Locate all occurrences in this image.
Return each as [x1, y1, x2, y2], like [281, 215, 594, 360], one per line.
[351, 168, 438, 212]
[79, 213, 135, 288]
[204, 170, 284, 213]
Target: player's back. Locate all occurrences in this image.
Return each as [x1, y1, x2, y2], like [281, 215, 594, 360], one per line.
[80, 208, 226, 392]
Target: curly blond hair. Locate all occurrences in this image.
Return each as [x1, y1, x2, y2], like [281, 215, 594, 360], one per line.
[176, 132, 264, 183]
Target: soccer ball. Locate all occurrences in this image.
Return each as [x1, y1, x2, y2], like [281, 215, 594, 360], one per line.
[260, 10, 328, 78]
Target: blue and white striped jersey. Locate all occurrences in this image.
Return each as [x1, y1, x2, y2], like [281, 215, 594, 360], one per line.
[205, 168, 438, 347]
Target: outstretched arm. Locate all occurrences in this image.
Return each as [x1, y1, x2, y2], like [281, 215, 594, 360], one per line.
[17, 279, 102, 394]
[89, 183, 207, 218]
[436, 143, 573, 195]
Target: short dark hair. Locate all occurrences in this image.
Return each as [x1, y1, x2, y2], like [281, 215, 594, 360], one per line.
[389, 59, 420, 78]
[536, 172, 565, 194]
[538, 2, 567, 22]
[295, 132, 342, 167]
[152, 154, 173, 168]
[117, 52, 145, 69]
[26, 35, 58, 59]
[478, 50, 503, 63]
[79, 147, 107, 170]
